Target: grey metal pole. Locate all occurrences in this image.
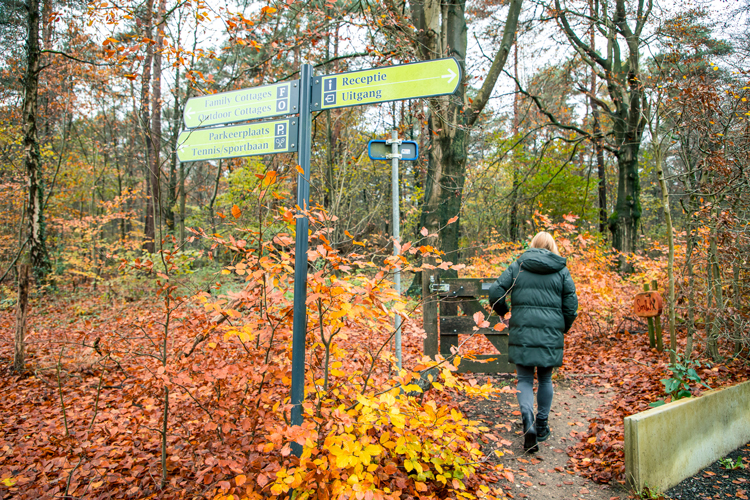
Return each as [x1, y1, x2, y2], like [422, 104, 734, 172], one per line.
[290, 64, 312, 456]
[388, 129, 402, 369]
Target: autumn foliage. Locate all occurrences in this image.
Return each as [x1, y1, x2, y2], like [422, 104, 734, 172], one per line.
[3, 166, 750, 500]
[0, 171, 514, 500]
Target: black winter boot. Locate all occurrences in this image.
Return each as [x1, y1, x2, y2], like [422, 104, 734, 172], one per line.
[521, 411, 538, 453]
[536, 416, 550, 442]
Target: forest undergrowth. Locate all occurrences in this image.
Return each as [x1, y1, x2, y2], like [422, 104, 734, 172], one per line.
[1, 212, 748, 500]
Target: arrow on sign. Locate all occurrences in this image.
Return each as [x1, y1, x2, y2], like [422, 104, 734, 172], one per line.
[442, 68, 456, 84]
[184, 107, 195, 121]
[311, 57, 462, 111]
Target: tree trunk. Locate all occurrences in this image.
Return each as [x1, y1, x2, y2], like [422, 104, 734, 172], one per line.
[509, 37, 520, 241]
[594, 111, 606, 234]
[22, 0, 52, 282]
[588, 0, 607, 234]
[684, 198, 696, 359]
[13, 264, 30, 373]
[707, 206, 723, 361]
[150, 0, 164, 242]
[733, 260, 742, 354]
[179, 161, 186, 245]
[609, 143, 641, 260]
[141, 0, 155, 253]
[655, 138, 676, 363]
[556, 0, 649, 258]
[208, 161, 222, 235]
[410, 0, 522, 264]
[167, 52, 179, 235]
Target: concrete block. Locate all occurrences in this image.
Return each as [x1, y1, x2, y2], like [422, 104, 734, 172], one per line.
[625, 380, 750, 493]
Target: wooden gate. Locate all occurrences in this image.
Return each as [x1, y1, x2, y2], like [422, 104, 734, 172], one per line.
[422, 276, 514, 373]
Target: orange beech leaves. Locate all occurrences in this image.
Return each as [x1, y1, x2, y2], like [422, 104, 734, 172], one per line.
[3, 203, 749, 499]
[0, 198, 513, 500]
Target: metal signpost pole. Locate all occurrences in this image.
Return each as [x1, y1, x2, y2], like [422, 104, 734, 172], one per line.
[290, 64, 312, 456]
[387, 129, 402, 369]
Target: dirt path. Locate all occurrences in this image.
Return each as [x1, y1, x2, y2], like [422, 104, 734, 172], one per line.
[460, 374, 630, 500]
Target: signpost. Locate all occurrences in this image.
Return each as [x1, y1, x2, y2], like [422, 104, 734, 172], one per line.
[312, 58, 461, 111]
[179, 59, 460, 457]
[176, 119, 297, 163]
[183, 81, 299, 129]
[368, 139, 418, 161]
[634, 282, 664, 352]
[633, 291, 663, 318]
[368, 133, 419, 369]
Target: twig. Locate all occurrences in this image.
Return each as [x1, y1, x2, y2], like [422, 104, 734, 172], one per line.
[56, 347, 70, 437]
[0, 237, 30, 285]
[89, 368, 106, 429]
[63, 455, 84, 498]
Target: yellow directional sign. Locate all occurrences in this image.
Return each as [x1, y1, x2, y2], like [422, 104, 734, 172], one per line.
[311, 58, 461, 111]
[176, 119, 297, 163]
[183, 81, 299, 129]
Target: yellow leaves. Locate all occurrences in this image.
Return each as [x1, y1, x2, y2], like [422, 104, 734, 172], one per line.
[269, 483, 284, 496]
[402, 383, 422, 393]
[390, 412, 406, 429]
[378, 392, 396, 407]
[261, 5, 277, 14]
[231, 204, 241, 219]
[235, 474, 246, 486]
[2, 477, 17, 487]
[587, 436, 597, 444]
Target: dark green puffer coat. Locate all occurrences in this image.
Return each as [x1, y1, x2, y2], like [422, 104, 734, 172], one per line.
[488, 248, 578, 367]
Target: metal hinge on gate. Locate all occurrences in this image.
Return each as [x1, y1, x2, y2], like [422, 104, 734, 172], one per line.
[429, 274, 449, 293]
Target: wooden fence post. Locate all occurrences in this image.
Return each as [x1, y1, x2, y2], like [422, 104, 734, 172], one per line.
[422, 269, 438, 358]
[13, 263, 30, 373]
[643, 283, 656, 348]
[651, 279, 664, 352]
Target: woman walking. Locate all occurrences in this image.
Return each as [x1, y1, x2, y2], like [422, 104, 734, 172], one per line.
[488, 232, 578, 453]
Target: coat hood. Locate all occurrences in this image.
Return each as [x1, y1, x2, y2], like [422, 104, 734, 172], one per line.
[518, 247, 567, 275]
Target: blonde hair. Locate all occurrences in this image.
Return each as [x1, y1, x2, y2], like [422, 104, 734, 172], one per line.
[530, 231, 560, 255]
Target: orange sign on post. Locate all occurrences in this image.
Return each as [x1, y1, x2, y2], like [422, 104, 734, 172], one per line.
[633, 291, 663, 318]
